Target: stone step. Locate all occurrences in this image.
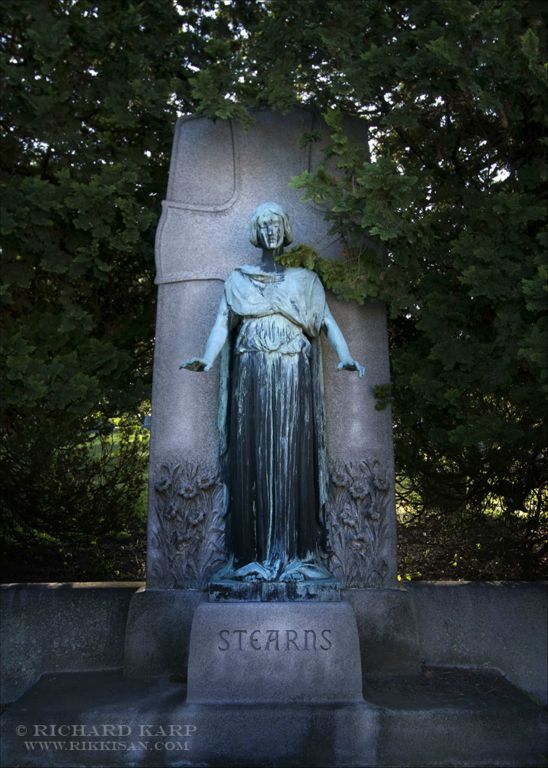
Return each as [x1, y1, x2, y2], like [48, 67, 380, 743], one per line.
[1, 669, 545, 767]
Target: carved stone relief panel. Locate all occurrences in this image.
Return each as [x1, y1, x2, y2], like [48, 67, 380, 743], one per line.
[149, 460, 227, 588]
[322, 458, 392, 588]
[148, 456, 392, 589]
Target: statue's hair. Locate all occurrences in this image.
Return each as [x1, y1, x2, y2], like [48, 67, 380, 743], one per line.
[249, 202, 293, 247]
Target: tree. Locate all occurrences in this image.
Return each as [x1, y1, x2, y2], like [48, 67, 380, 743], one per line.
[0, 0, 241, 579]
[2, 0, 546, 579]
[190, 0, 547, 578]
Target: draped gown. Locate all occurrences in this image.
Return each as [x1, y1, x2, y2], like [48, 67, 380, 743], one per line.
[219, 265, 329, 580]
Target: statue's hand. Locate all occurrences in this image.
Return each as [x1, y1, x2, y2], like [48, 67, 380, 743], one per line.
[179, 357, 212, 372]
[337, 359, 365, 378]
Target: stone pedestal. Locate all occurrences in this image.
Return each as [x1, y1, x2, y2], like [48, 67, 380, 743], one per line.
[209, 577, 340, 602]
[187, 601, 363, 703]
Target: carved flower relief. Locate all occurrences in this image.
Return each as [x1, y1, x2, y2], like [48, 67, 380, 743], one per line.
[198, 473, 216, 490]
[154, 473, 171, 493]
[372, 472, 389, 492]
[177, 482, 197, 499]
[175, 533, 192, 552]
[331, 470, 349, 488]
[349, 480, 370, 500]
[340, 503, 359, 530]
[351, 536, 370, 555]
[366, 505, 381, 521]
[188, 507, 206, 526]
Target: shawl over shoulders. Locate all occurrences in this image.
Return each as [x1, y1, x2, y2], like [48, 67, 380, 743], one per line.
[224, 266, 326, 337]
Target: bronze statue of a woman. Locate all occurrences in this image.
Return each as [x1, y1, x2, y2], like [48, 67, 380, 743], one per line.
[180, 203, 364, 583]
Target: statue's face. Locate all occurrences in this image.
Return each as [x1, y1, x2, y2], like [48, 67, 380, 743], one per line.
[257, 214, 284, 250]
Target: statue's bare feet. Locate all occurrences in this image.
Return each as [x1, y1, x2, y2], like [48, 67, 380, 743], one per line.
[298, 562, 332, 580]
[232, 561, 272, 581]
[280, 571, 305, 582]
[279, 557, 332, 581]
[279, 559, 305, 581]
[242, 572, 262, 582]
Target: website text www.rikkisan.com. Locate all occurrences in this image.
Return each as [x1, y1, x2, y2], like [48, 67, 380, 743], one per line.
[16, 722, 197, 754]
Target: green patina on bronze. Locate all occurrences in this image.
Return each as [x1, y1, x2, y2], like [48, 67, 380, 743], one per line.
[180, 203, 364, 584]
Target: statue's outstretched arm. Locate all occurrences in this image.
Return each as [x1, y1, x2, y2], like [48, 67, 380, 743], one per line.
[323, 305, 365, 378]
[179, 294, 230, 372]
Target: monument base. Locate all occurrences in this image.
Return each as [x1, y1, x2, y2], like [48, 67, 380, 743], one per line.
[123, 588, 204, 680]
[187, 600, 362, 703]
[209, 576, 340, 602]
[1, 669, 545, 767]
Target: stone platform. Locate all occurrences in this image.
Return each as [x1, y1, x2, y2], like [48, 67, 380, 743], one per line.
[1, 669, 545, 767]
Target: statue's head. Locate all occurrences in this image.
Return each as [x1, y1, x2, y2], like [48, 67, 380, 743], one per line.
[249, 202, 293, 250]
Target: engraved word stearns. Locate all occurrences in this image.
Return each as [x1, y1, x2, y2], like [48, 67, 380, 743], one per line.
[217, 628, 332, 651]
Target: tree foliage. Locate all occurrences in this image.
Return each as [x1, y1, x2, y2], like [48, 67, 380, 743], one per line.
[2, 0, 546, 579]
[1, 0, 237, 427]
[0, 0, 230, 578]
[194, 0, 547, 578]
[1, 420, 149, 581]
